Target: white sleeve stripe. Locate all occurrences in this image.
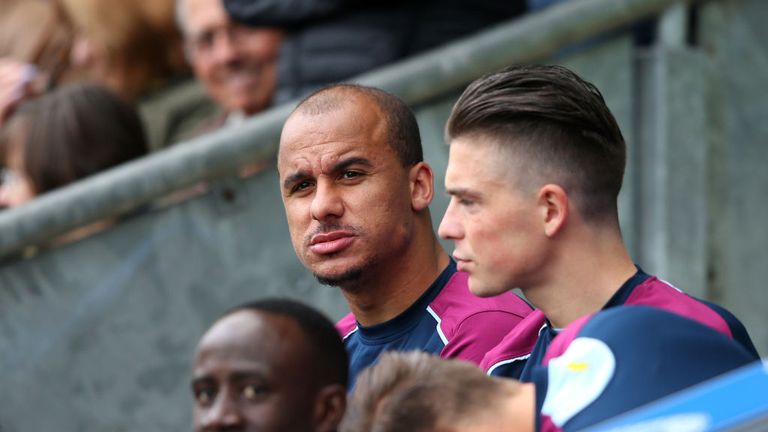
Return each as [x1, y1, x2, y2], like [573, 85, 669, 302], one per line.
[342, 326, 359, 341]
[426, 306, 449, 345]
[486, 354, 532, 375]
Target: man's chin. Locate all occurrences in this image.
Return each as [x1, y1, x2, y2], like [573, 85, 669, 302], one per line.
[468, 280, 504, 298]
[314, 267, 363, 287]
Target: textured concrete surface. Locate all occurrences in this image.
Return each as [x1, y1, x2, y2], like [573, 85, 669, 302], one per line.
[700, 0, 768, 358]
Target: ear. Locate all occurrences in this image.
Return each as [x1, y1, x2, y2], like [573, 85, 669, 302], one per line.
[408, 161, 434, 212]
[313, 384, 347, 432]
[537, 184, 568, 237]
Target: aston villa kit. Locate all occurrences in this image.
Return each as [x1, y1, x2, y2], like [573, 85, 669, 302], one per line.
[337, 259, 532, 387]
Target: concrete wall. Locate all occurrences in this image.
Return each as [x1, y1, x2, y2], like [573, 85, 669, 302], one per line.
[700, 0, 768, 356]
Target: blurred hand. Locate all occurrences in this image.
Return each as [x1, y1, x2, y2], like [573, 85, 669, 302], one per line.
[0, 58, 43, 125]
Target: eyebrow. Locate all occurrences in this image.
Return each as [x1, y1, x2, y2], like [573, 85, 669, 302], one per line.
[282, 156, 374, 191]
[445, 187, 481, 199]
[191, 371, 268, 387]
[282, 170, 310, 191]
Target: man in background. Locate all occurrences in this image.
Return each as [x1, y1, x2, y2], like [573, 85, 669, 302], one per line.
[176, 0, 282, 134]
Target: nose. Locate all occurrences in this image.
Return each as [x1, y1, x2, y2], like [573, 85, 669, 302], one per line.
[438, 199, 463, 240]
[201, 392, 243, 431]
[310, 180, 344, 221]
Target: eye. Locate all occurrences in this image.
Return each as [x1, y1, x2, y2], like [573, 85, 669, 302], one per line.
[242, 384, 267, 401]
[191, 31, 215, 52]
[454, 196, 475, 206]
[291, 180, 313, 193]
[340, 170, 367, 182]
[193, 386, 216, 406]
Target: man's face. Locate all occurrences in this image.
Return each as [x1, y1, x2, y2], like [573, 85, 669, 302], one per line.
[183, 0, 281, 115]
[278, 96, 417, 286]
[438, 137, 548, 297]
[191, 310, 318, 432]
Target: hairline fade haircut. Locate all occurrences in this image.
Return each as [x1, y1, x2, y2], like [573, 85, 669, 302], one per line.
[341, 351, 516, 432]
[225, 298, 349, 389]
[446, 64, 626, 223]
[290, 83, 423, 168]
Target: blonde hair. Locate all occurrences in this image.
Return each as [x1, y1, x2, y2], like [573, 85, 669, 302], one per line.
[57, 0, 187, 99]
[0, 1, 74, 81]
[342, 352, 518, 432]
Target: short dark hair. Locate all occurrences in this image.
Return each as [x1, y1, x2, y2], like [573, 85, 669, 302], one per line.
[1, 83, 148, 195]
[227, 298, 349, 389]
[447, 64, 626, 222]
[341, 352, 515, 432]
[293, 83, 423, 167]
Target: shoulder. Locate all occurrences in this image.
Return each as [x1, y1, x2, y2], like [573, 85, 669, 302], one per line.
[538, 306, 757, 431]
[429, 272, 532, 337]
[626, 276, 734, 337]
[549, 306, 751, 363]
[335, 312, 358, 340]
[481, 310, 547, 372]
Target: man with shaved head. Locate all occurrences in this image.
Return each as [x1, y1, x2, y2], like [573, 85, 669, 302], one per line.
[277, 83, 532, 386]
[191, 298, 347, 432]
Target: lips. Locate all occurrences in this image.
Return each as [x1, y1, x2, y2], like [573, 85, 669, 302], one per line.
[309, 231, 355, 255]
[453, 254, 471, 272]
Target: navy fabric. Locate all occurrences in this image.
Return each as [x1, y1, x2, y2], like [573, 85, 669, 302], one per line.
[490, 267, 758, 381]
[512, 270, 652, 382]
[342, 262, 453, 388]
[532, 307, 757, 431]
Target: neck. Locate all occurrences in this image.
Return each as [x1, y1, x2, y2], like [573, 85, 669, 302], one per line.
[523, 223, 637, 329]
[341, 228, 449, 327]
[463, 381, 536, 432]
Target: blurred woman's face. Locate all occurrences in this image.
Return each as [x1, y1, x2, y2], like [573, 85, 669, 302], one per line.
[0, 139, 36, 208]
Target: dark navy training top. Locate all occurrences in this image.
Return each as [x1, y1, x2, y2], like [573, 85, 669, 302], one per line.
[337, 259, 532, 387]
[533, 306, 757, 431]
[482, 268, 758, 380]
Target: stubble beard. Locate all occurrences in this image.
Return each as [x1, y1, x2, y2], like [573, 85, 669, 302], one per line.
[313, 254, 377, 293]
[314, 267, 364, 287]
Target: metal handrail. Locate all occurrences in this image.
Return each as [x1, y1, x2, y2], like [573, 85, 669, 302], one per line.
[0, 0, 694, 257]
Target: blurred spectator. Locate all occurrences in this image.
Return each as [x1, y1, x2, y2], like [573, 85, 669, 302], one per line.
[192, 298, 347, 432]
[175, 0, 282, 134]
[223, 0, 527, 104]
[0, 0, 216, 150]
[0, 83, 147, 209]
[0, 0, 75, 125]
[59, 0, 186, 100]
[0, 0, 73, 77]
[59, 0, 217, 150]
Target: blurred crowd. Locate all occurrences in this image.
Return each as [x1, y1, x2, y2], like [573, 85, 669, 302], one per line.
[0, 0, 529, 213]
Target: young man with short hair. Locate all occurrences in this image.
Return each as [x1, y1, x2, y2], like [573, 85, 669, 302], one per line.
[438, 64, 758, 380]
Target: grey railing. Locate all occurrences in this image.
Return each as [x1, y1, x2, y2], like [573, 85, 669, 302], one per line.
[0, 0, 696, 258]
